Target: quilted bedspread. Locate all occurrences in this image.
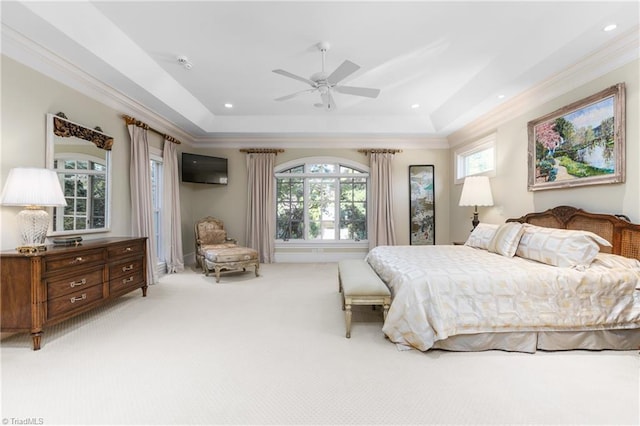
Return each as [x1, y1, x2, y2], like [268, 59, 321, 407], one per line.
[365, 245, 640, 351]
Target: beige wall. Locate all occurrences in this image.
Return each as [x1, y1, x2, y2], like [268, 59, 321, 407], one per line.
[448, 59, 640, 244]
[1, 56, 137, 250]
[179, 147, 246, 259]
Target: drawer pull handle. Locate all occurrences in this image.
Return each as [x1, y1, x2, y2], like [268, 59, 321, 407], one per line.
[70, 278, 87, 288]
[122, 276, 135, 284]
[70, 293, 87, 304]
[122, 264, 134, 272]
[72, 257, 84, 264]
[123, 247, 132, 252]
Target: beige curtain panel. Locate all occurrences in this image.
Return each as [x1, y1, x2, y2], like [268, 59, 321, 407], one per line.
[245, 152, 276, 263]
[162, 138, 184, 273]
[368, 152, 397, 250]
[127, 124, 158, 284]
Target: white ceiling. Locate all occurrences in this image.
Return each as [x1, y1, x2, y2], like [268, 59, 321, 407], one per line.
[1, 1, 639, 144]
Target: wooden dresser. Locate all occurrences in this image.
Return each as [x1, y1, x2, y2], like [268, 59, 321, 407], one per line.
[1, 237, 147, 350]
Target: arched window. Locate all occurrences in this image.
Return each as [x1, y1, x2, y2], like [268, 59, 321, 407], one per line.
[275, 157, 369, 242]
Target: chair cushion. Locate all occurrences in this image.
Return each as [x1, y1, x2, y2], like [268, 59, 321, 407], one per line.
[200, 243, 237, 251]
[198, 225, 227, 244]
[204, 246, 259, 263]
[338, 260, 390, 297]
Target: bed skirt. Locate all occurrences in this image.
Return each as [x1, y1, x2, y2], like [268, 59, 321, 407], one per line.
[430, 329, 640, 353]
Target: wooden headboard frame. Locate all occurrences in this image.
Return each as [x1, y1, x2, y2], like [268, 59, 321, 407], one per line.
[507, 205, 640, 260]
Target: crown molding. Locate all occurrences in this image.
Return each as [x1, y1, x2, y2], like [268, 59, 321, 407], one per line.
[448, 26, 640, 147]
[189, 135, 449, 149]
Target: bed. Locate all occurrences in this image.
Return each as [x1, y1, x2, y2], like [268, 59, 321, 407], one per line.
[366, 206, 640, 352]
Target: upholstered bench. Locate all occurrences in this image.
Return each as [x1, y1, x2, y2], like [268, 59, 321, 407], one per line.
[338, 259, 391, 338]
[202, 245, 260, 283]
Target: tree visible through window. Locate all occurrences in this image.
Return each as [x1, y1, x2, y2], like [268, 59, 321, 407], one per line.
[276, 159, 368, 242]
[454, 133, 496, 183]
[54, 158, 106, 231]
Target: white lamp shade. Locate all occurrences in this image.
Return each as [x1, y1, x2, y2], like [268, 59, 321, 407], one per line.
[1, 167, 67, 207]
[459, 176, 494, 207]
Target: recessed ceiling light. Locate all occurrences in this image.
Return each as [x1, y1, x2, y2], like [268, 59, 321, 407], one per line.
[497, 94, 505, 99]
[224, 103, 233, 109]
[411, 104, 420, 109]
[603, 24, 617, 32]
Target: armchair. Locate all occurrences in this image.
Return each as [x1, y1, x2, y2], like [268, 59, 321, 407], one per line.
[194, 216, 235, 269]
[194, 216, 259, 283]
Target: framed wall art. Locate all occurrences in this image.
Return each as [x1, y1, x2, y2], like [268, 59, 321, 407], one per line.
[527, 83, 625, 191]
[409, 165, 435, 245]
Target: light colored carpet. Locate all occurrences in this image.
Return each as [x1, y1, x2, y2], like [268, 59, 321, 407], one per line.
[1, 263, 639, 425]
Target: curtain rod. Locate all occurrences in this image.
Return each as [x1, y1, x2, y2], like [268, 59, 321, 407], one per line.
[357, 149, 403, 154]
[123, 115, 181, 144]
[239, 148, 285, 154]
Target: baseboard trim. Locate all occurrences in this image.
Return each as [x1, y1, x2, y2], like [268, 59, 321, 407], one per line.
[275, 251, 367, 263]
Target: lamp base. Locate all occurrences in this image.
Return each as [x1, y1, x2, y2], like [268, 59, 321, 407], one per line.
[471, 211, 480, 230]
[16, 207, 50, 251]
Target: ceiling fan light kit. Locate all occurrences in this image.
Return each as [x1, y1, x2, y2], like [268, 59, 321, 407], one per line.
[273, 41, 380, 111]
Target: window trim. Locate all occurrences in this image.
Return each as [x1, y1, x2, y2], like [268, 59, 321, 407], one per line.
[275, 156, 369, 244]
[275, 156, 370, 176]
[454, 133, 497, 184]
[149, 147, 165, 272]
[53, 153, 109, 234]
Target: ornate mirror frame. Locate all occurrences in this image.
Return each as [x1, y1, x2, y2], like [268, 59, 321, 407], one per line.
[45, 113, 113, 236]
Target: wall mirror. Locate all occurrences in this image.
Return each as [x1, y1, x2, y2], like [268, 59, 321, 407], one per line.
[46, 113, 113, 235]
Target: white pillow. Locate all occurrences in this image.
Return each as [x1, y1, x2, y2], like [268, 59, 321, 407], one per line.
[592, 252, 640, 270]
[464, 223, 499, 250]
[515, 224, 612, 268]
[487, 222, 525, 257]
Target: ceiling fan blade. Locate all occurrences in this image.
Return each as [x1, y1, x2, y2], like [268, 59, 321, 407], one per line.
[321, 90, 337, 111]
[334, 85, 380, 98]
[327, 60, 360, 85]
[275, 88, 316, 101]
[272, 69, 316, 87]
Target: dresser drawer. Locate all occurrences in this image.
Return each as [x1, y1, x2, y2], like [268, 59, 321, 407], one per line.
[110, 270, 144, 294]
[109, 258, 144, 280]
[46, 266, 104, 299]
[47, 283, 103, 320]
[108, 240, 145, 261]
[44, 249, 105, 274]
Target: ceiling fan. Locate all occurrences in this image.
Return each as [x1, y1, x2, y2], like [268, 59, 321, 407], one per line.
[272, 42, 380, 110]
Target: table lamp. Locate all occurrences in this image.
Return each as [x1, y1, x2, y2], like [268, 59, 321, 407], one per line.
[1, 167, 67, 253]
[459, 175, 493, 231]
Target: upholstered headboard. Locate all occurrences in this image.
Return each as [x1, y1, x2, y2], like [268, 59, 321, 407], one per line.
[507, 206, 640, 260]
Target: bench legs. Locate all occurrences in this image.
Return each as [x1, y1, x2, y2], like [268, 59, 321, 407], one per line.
[343, 295, 391, 338]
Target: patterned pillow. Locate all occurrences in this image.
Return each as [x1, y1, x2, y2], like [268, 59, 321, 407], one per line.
[487, 222, 525, 257]
[198, 228, 227, 244]
[464, 223, 499, 250]
[515, 224, 612, 268]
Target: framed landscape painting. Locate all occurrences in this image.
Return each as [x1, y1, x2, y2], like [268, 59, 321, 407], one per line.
[409, 165, 435, 245]
[527, 83, 625, 191]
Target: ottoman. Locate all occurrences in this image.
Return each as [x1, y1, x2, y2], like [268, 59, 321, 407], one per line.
[202, 245, 260, 283]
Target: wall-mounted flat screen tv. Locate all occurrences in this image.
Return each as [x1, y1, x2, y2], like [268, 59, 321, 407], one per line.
[181, 152, 228, 185]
